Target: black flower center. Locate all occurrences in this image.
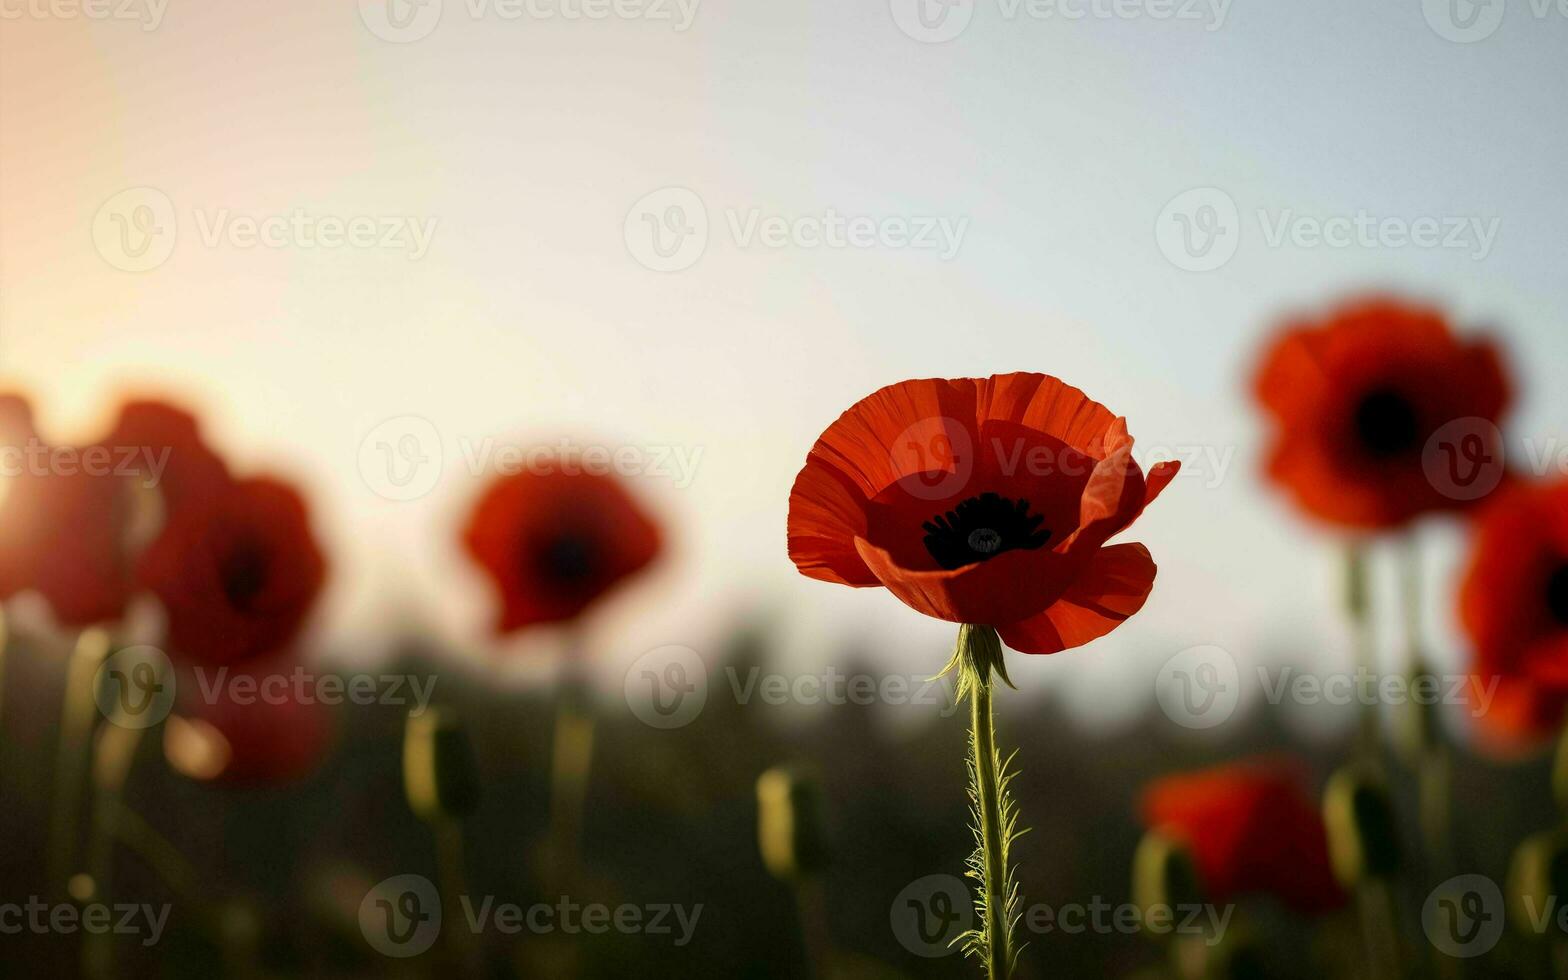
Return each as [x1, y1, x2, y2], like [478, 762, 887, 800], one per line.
[922, 492, 1050, 570]
[531, 531, 603, 590]
[219, 541, 270, 611]
[1353, 386, 1421, 459]
[1547, 563, 1568, 626]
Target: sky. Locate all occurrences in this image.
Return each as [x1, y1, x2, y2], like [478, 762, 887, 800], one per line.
[2, 0, 1566, 737]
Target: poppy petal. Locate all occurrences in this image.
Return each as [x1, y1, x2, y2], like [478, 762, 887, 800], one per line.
[996, 543, 1156, 654]
[974, 373, 1125, 458]
[786, 455, 879, 586]
[853, 535, 1083, 625]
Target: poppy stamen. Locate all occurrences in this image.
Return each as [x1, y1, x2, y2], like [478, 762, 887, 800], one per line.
[1352, 386, 1421, 459]
[1547, 564, 1568, 626]
[922, 492, 1050, 570]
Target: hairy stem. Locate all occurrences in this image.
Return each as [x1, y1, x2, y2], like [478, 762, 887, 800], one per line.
[970, 665, 1010, 980]
[944, 623, 1024, 979]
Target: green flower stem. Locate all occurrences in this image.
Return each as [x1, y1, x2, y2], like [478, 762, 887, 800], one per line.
[969, 659, 1010, 980]
[945, 624, 1024, 980]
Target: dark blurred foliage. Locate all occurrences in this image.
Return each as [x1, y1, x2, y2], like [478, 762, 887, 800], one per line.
[0, 615, 1557, 978]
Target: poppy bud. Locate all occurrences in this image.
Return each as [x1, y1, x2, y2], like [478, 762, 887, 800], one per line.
[404, 707, 480, 821]
[756, 766, 829, 880]
[1323, 766, 1401, 886]
[1132, 831, 1205, 932]
[1508, 828, 1568, 939]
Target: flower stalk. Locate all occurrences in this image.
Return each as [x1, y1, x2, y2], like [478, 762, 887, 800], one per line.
[943, 624, 1026, 980]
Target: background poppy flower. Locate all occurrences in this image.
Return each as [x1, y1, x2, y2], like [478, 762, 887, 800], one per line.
[0, 394, 138, 625]
[1459, 479, 1568, 749]
[102, 398, 232, 516]
[1141, 761, 1347, 916]
[138, 476, 327, 665]
[164, 653, 333, 786]
[786, 372, 1178, 654]
[462, 464, 663, 633]
[1251, 297, 1511, 530]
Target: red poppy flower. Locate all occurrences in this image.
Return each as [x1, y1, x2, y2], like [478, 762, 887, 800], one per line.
[102, 399, 231, 515]
[1459, 479, 1568, 750]
[164, 654, 333, 786]
[0, 394, 138, 625]
[138, 476, 327, 665]
[463, 463, 663, 633]
[786, 373, 1178, 654]
[1252, 297, 1511, 530]
[1141, 761, 1346, 916]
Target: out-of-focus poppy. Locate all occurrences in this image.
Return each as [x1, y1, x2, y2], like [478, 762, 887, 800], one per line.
[164, 653, 332, 785]
[1141, 761, 1347, 916]
[1459, 479, 1568, 750]
[462, 464, 662, 633]
[0, 394, 138, 625]
[786, 373, 1178, 654]
[102, 399, 231, 516]
[138, 476, 327, 665]
[1251, 297, 1511, 530]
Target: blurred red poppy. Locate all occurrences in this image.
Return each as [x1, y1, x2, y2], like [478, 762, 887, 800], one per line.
[463, 464, 662, 633]
[1459, 479, 1568, 750]
[1142, 761, 1346, 916]
[786, 373, 1178, 654]
[1251, 297, 1511, 530]
[0, 394, 138, 625]
[164, 653, 333, 786]
[102, 398, 231, 515]
[138, 476, 327, 665]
